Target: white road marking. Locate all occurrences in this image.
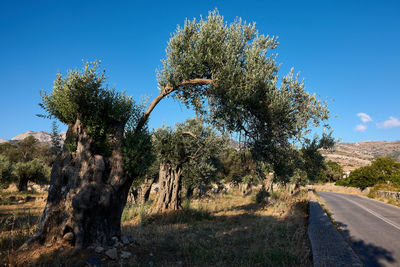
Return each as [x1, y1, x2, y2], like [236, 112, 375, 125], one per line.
[337, 195, 400, 231]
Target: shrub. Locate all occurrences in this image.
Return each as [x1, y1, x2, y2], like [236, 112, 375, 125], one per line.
[0, 155, 14, 188]
[336, 157, 400, 189]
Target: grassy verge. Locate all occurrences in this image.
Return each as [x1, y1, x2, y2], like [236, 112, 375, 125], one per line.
[367, 183, 400, 207]
[314, 182, 400, 207]
[312, 190, 337, 228]
[312, 183, 366, 196]
[1, 189, 312, 266]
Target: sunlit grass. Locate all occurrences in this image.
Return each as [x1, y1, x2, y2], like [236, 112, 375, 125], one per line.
[1, 188, 311, 266]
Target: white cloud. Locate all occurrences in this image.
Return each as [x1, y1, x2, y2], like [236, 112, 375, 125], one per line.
[357, 113, 372, 123]
[377, 116, 400, 129]
[355, 124, 367, 132]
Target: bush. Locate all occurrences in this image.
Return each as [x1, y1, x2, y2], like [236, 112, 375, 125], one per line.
[336, 157, 400, 189]
[255, 189, 270, 204]
[13, 159, 51, 191]
[0, 155, 14, 188]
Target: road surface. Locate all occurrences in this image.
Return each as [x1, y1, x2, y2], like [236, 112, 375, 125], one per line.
[317, 191, 400, 267]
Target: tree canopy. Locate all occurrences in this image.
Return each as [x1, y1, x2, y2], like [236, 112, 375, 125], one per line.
[153, 117, 226, 172]
[40, 61, 137, 155]
[143, 10, 330, 179]
[337, 157, 400, 189]
[0, 136, 52, 190]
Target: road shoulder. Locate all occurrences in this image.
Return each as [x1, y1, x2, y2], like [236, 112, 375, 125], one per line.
[308, 190, 362, 267]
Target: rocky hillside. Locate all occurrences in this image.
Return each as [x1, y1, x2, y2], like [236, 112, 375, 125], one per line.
[2, 131, 66, 145]
[321, 140, 400, 171]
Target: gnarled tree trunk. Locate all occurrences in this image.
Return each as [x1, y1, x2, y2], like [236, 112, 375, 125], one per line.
[136, 177, 155, 204]
[127, 177, 155, 205]
[154, 163, 182, 212]
[28, 119, 133, 248]
[18, 178, 28, 192]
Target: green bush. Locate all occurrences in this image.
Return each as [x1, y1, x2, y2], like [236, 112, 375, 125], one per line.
[0, 155, 14, 188]
[336, 157, 400, 189]
[13, 159, 51, 191]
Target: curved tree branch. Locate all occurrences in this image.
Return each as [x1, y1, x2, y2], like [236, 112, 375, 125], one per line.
[135, 78, 215, 132]
[182, 131, 198, 139]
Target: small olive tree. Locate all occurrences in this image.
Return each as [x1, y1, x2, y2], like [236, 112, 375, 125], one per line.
[13, 159, 50, 191]
[152, 118, 225, 212]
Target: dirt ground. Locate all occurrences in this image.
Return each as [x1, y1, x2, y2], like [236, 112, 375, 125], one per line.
[1, 188, 312, 266]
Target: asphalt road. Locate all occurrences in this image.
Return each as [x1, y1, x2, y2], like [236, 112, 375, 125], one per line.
[317, 191, 400, 267]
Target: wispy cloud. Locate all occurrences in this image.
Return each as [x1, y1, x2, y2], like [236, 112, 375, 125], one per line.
[357, 113, 372, 123]
[355, 124, 367, 132]
[377, 116, 400, 129]
[355, 112, 372, 132]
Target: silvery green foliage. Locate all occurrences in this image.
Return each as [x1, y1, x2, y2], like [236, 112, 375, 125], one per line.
[0, 155, 14, 188]
[157, 10, 330, 178]
[40, 61, 139, 155]
[40, 61, 134, 126]
[13, 158, 50, 185]
[153, 117, 227, 187]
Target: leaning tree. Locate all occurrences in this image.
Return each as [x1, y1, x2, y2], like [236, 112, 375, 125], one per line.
[30, 10, 329, 248]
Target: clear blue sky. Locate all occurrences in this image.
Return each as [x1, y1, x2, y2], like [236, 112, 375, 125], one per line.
[1, 0, 399, 142]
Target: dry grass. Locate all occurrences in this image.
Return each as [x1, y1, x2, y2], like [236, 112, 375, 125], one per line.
[1, 189, 312, 266]
[0, 191, 46, 260]
[312, 183, 368, 196]
[121, 189, 311, 266]
[367, 183, 400, 207]
[313, 182, 400, 208]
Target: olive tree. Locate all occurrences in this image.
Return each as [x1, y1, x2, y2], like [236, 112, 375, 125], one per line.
[32, 10, 329, 249]
[152, 118, 225, 212]
[13, 159, 50, 191]
[0, 155, 14, 189]
[34, 62, 142, 248]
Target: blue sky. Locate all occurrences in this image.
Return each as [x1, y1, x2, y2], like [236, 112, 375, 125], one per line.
[1, 0, 399, 142]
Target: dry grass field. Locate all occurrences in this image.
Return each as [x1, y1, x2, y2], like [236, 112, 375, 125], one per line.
[1, 188, 311, 266]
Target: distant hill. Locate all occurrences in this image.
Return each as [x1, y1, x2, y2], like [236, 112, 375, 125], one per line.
[1, 131, 66, 145]
[321, 140, 400, 171]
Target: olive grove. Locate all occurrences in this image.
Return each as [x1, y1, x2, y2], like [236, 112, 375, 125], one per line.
[31, 10, 330, 248]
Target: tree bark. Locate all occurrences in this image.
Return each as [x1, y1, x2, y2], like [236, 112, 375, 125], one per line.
[127, 188, 138, 204]
[18, 178, 28, 191]
[185, 186, 194, 199]
[135, 176, 155, 204]
[154, 163, 182, 212]
[28, 119, 133, 248]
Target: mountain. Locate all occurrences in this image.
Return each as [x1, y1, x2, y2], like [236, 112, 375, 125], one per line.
[6, 131, 66, 145]
[0, 139, 9, 144]
[321, 140, 400, 171]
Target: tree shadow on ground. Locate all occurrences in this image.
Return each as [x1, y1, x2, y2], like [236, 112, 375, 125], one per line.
[335, 221, 395, 266]
[4, 196, 312, 266]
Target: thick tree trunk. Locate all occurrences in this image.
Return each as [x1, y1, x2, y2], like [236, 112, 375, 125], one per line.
[28, 119, 133, 248]
[185, 186, 194, 199]
[136, 177, 155, 204]
[154, 163, 182, 212]
[18, 178, 28, 191]
[127, 177, 155, 205]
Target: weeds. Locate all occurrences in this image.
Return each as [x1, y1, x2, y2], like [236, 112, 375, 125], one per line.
[2, 189, 311, 266]
[122, 189, 311, 266]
